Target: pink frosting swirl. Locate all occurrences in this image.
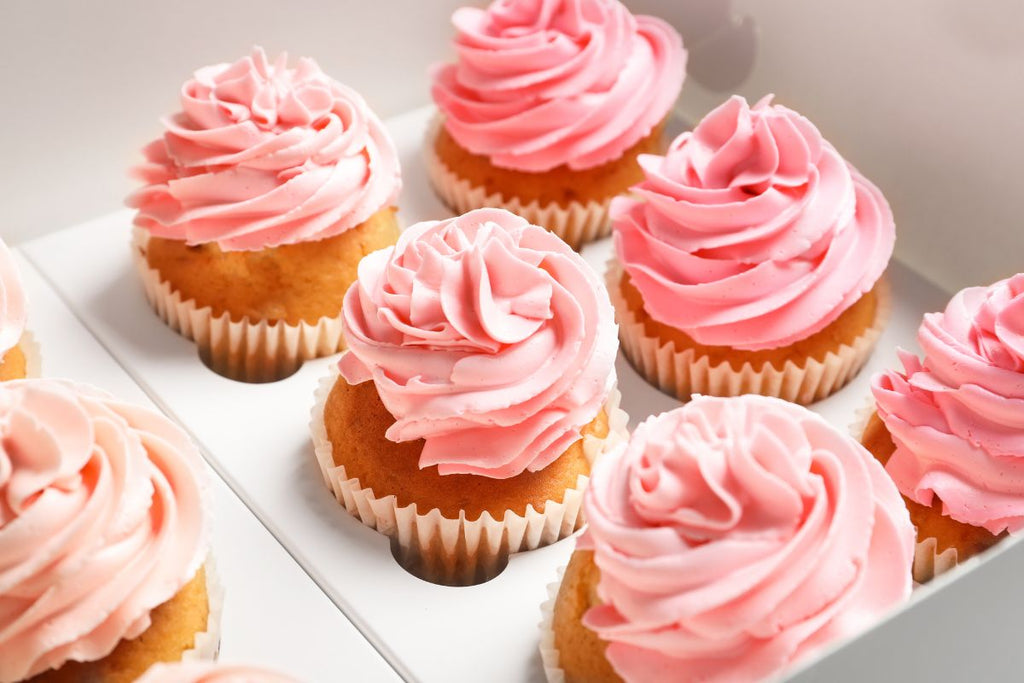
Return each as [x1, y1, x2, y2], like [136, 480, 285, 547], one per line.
[138, 662, 297, 683]
[0, 239, 26, 359]
[128, 47, 401, 251]
[612, 95, 895, 351]
[339, 208, 617, 479]
[431, 0, 686, 172]
[0, 380, 208, 682]
[872, 274, 1024, 534]
[582, 395, 914, 683]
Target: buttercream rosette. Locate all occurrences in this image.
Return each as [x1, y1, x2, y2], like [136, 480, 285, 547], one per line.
[871, 274, 1024, 579]
[611, 94, 894, 403]
[541, 394, 914, 682]
[128, 47, 402, 382]
[311, 208, 627, 584]
[426, 0, 686, 247]
[138, 662, 297, 683]
[0, 379, 215, 682]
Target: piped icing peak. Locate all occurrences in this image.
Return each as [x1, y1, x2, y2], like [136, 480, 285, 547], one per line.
[339, 208, 617, 479]
[582, 395, 914, 683]
[431, 0, 686, 172]
[138, 661, 297, 683]
[613, 94, 895, 351]
[129, 46, 401, 252]
[0, 380, 208, 682]
[0, 239, 26, 359]
[873, 274, 1024, 534]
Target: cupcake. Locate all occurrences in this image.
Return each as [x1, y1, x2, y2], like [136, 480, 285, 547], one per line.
[610, 95, 895, 404]
[128, 47, 402, 382]
[310, 208, 627, 585]
[427, 0, 686, 249]
[864, 274, 1024, 582]
[138, 662, 296, 682]
[0, 238, 35, 381]
[542, 394, 914, 682]
[0, 379, 217, 682]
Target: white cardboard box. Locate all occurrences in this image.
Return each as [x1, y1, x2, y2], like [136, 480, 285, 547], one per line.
[8, 2, 1024, 681]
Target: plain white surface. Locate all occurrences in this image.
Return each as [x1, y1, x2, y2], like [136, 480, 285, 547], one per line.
[2, 0, 1023, 292]
[21, 105, 962, 683]
[13, 253, 401, 682]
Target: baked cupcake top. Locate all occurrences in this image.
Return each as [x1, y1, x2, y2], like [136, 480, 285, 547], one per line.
[128, 47, 401, 252]
[431, 0, 686, 172]
[872, 274, 1024, 534]
[339, 207, 617, 479]
[0, 238, 26, 359]
[0, 380, 208, 682]
[612, 95, 895, 351]
[581, 394, 913, 682]
[138, 662, 297, 683]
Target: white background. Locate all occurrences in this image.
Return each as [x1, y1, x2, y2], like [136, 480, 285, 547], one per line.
[2, 0, 1023, 291]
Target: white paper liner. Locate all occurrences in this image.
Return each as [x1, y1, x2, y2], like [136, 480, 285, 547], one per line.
[180, 555, 224, 662]
[852, 402, 961, 585]
[132, 228, 346, 383]
[310, 366, 629, 586]
[19, 331, 42, 378]
[423, 118, 610, 250]
[608, 259, 892, 405]
[538, 565, 568, 683]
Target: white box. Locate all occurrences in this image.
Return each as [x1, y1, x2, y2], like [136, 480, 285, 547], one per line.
[7, 1, 1024, 680]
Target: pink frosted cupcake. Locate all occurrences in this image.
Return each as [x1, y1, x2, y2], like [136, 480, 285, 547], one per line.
[128, 47, 402, 382]
[0, 379, 217, 682]
[610, 95, 895, 404]
[138, 662, 296, 683]
[542, 394, 914, 682]
[864, 274, 1024, 582]
[0, 238, 34, 381]
[310, 207, 627, 585]
[427, 0, 686, 249]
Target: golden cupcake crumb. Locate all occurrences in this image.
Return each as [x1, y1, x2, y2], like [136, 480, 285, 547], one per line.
[323, 376, 608, 520]
[0, 342, 28, 381]
[433, 122, 665, 208]
[619, 269, 880, 373]
[862, 412, 1003, 560]
[145, 208, 400, 325]
[552, 550, 622, 683]
[29, 567, 210, 683]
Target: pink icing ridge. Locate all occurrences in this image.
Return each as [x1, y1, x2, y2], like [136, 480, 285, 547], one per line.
[872, 274, 1024, 534]
[0, 239, 26, 358]
[431, 0, 686, 172]
[138, 661, 297, 683]
[0, 379, 208, 682]
[612, 95, 895, 351]
[128, 47, 401, 252]
[338, 207, 617, 479]
[581, 394, 914, 683]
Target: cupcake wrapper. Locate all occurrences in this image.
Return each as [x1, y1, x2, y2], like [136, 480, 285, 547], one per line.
[608, 259, 892, 404]
[132, 228, 346, 383]
[310, 367, 629, 586]
[538, 566, 568, 683]
[423, 118, 610, 250]
[181, 555, 225, 662]
[19, 330, 42, 378]
[851, 402, 960, 585]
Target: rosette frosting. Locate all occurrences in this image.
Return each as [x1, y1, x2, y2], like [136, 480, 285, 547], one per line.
[0, 380, 208, 682]
[873, 274, 1024, 534]
[339, 208, 617, 479]
[613, 95, 895, 351]
[129, 47, 401, 251]
[431, 0, 686, 172]
[582, 395, 914, 682]
[0, 239, 26, 359]
[138, 662, 297, 683]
